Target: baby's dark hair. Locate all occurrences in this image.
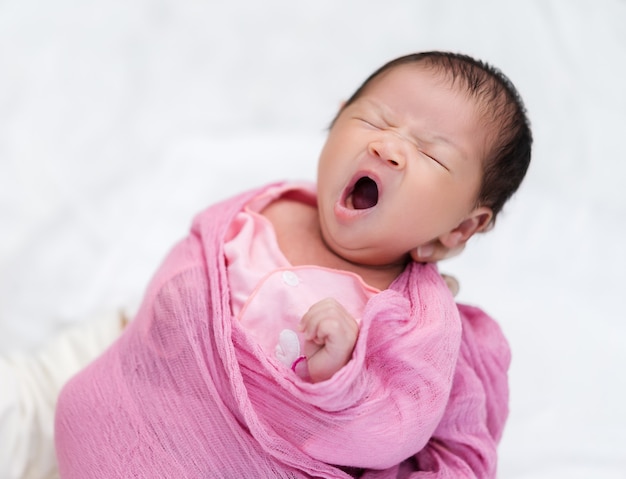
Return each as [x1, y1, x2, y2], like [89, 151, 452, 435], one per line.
[334, 51, 532, 226]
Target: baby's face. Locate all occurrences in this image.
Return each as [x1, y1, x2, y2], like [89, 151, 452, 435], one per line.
[316, 64, 492, 267]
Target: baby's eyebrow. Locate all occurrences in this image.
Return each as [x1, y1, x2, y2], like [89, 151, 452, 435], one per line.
[426, 133, 456, 149]
[355, 99, 387, 115]
[420, 134, 468, 164]
[356, 100, 398, 127]
[356, 98, 466, 159]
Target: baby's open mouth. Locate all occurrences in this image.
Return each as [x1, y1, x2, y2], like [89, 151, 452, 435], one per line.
[348, 176, 379, 210]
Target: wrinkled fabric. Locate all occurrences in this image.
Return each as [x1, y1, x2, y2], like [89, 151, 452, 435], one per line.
[55, 183, 508, 478]
[360, 304, 511, 479]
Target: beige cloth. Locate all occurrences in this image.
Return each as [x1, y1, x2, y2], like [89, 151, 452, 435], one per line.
[0, 312, 125, 479]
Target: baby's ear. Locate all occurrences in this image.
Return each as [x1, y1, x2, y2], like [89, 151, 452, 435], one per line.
[439, 207, 493, 249]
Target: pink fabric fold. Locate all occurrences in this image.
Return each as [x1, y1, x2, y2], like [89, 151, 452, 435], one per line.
[55, 183, 509, 478]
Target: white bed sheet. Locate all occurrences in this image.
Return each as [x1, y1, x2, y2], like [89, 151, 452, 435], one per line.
[1, 0, 624, 477]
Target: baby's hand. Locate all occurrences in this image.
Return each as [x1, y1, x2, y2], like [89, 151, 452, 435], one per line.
[411, 240, 466, 263]
[299, 298, 359, 383]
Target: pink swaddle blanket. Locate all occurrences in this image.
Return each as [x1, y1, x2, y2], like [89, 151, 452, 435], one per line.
[55, 183, 509, 478]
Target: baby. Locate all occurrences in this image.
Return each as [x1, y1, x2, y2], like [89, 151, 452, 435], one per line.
[54, 51, 531, 478]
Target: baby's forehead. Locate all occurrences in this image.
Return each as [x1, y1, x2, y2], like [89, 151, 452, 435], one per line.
[362, 64, 486, 113]
[393, 64, 508, 127]
[373, 62, 456, 85]
[365, 63, 481, 105]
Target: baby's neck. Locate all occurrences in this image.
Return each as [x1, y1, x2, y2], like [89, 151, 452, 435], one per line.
[261, 197, 406, 290]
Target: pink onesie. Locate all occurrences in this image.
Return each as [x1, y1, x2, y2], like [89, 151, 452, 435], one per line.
[224, 183, 377, 375]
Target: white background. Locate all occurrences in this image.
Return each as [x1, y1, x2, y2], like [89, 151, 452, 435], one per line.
[1, 0, 625, 477]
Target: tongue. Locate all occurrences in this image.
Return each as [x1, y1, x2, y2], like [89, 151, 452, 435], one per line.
[352, 177, 378, 209]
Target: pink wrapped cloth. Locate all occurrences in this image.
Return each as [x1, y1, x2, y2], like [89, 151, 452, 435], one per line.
[55, 184, 509, 478]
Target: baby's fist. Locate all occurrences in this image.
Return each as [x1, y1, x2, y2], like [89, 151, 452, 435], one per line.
[299, 298, 359, 382]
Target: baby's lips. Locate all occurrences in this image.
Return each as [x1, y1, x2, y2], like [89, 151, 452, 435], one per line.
[341, 170, 382, 210]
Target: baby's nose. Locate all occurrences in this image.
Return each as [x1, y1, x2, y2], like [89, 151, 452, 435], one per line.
[368, 137, 407, 169]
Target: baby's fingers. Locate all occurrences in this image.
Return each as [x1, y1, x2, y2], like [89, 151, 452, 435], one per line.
[300, 299, 350, 340]
[299, 298, 359, 383]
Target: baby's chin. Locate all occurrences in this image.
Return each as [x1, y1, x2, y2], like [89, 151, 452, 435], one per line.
[325, 238, 410, 270]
